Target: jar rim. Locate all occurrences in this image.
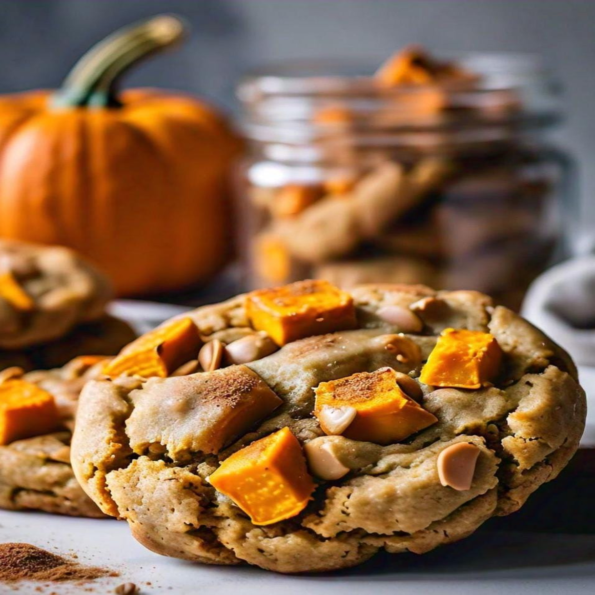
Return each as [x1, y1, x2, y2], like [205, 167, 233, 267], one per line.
[239, 51, 557, 97]
[238, 51, 562, 147]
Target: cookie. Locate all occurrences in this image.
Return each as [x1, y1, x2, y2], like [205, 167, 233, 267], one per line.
[0, 431, 104, 518]
[0, 357, 109, 518]
[71, 281, 586, 573]
[0, 239, 112, 349]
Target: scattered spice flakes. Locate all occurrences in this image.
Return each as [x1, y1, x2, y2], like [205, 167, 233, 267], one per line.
[0, 543, 116, 584]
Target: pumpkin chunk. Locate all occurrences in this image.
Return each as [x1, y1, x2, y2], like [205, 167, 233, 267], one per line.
[419, 328, 502, 389]
[63, 355, 109, 376]
[376, 47, 435, 86]
[209, 427, 314, 525]
[104, 317, 201, 379]
[246, 279, 357, 346]
[376, 46, 477, 87]
[0, 271, 34, 311]
[0, 379, 60, 444]
[314, 367, 437, 445]
[272, 184, 322, 218]
[254, 234, 291, 284]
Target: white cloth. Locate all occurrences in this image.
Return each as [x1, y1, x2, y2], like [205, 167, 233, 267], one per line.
[522, 256, 595, 367]
[523, 257, 595, 447]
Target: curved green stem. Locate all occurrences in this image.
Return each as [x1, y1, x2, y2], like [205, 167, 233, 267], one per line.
[52, 14, 186, 109]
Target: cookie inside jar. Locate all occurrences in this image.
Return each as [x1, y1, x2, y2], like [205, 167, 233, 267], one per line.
[237, 47, 572, 311]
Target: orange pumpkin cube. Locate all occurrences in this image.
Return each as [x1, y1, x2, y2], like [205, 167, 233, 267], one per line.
[376, 47, 435, 86]
[0, 380, 60, 444]
[254, 234, 291, 284]
[313, 105, 354, 125]
[272, 185, 322, 218]
[376, 46, 477, 88]
[246, 280, 357, 346]
[64, 355, 109, 374]
[104, 317, 201, 379]
[314, 368, 437, 445]
[103, 350, 169, 379]
[419, 328, 502, 389]
[324, 177, 356, 196]
[209, 427, 315, 526]
[0, 271, 34, 311]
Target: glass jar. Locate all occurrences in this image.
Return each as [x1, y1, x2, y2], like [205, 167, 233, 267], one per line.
[236, 52, 575, 310]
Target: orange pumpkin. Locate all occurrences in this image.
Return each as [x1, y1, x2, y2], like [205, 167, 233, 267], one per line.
[0, 15, 240, 296]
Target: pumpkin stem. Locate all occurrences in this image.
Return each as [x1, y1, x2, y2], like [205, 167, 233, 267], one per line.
[51, 14, 186, 109]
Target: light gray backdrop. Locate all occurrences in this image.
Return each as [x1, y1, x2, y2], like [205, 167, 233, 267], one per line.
[1, 0, 593, 229]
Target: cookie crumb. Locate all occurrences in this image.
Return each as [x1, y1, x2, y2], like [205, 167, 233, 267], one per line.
[115, 583, 139, 595]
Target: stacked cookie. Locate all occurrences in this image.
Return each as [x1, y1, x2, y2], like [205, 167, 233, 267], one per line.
[0, 239, 135, 369]
[0, 239, 135, 517]
[0, 357, 109, 517]
[71, 280, 585, 572]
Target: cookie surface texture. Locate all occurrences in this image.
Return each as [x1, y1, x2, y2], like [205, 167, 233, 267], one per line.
[0, 357, 110, 517]
[71, 282, 586, 572]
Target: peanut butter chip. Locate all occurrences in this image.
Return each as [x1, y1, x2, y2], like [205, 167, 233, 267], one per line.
[437, 442, 481, 491]
[318, 405, 357, 435]
[410, 296, 445, 314]
[199, 339, 225, 372]
[376, 305, 423, 333]
[376, 334, 422, 367]
[172, 359, 199, 376]
[0, 366, 24, 384]
[394, 372, 423, 401]
[225, 332, 278, 365]
[409, 296, 451, 326]
[304, 439, 350, 480]
[115, 583, 139, 595]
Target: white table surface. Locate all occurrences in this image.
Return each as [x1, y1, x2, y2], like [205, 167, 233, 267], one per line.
[1, 509, 594, 595]
[0, 302, 593, 594]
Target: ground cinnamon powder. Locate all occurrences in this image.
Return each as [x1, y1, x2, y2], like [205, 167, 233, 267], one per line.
[0, 543, 114, 583]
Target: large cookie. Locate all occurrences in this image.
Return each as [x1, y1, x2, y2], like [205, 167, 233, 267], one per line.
[0, 357, 108, 518]
[71, 282, 586, 573]
[0, 239, 112, 349]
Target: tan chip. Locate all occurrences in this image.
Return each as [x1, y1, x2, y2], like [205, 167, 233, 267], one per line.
[304, 438, 351, 480]
[317, 405, 357, 435]
[437, 442, 481, 491]
[376, 305, 423, 333]
[225, 333, 278, 364]
[198, 339, 225, 372]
